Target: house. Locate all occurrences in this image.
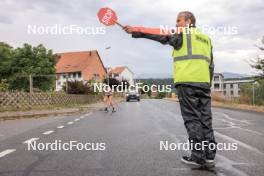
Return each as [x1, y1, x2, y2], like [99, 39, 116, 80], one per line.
[109, 66, 135, 86]
[55, 50, 106, 91]
[211, 73, 254, 98]
[223, 77, 254, 97]
[211, 73, 225, 92]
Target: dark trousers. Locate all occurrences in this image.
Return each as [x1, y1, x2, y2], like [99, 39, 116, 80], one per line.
[177, 85, 216, 163]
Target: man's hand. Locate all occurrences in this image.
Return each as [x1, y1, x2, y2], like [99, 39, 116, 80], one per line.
[123, 25, 133, 34]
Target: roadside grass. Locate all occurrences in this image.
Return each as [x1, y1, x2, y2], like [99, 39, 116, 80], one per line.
[0, 96, 124, 113]
[0, 103, 90, 112]
[164, 96, 264, 113]
[212, 101, 264, 113]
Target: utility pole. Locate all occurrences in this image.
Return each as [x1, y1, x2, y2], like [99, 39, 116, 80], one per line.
[29, 74, 33, 94]
[66, 74, 69, 94]
[252, 83, 255, 105]
[252, 81, 257, 105]
[105, 46, 111, 85]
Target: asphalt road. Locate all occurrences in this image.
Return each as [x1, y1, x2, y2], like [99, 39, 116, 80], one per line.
[0, 99, 264, 176]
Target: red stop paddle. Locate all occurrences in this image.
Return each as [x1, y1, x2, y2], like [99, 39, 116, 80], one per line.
[97, 7, 178, 35]
[97, 7, 124, 27]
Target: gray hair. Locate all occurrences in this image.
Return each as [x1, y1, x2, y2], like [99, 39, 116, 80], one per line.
[179, 11, 196, 27]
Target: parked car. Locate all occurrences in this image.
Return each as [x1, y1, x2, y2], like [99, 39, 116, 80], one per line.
[126, 89, 140, 102]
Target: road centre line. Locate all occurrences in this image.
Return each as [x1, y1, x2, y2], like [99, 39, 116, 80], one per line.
[0, 149, 16, 158]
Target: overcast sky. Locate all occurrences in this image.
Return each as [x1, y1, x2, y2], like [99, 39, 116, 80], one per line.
[0, 0, 263, 77]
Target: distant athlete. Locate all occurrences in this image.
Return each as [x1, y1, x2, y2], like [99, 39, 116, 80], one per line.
[103, 86, 116, 113]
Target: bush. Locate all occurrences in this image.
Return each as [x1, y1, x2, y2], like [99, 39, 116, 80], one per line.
[240, 80, 264, 105]
[156, 92, 166, 99]
[63, 80, 92, 94]
[0, 79, 9, 92]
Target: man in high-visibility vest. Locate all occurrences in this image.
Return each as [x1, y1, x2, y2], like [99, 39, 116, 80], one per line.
[123, 11, 216, 167]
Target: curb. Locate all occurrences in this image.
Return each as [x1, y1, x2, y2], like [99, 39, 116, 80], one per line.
[0, 98, 124, 121]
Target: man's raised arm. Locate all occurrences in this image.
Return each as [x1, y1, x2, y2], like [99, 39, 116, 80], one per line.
[123, 26, 183, 50]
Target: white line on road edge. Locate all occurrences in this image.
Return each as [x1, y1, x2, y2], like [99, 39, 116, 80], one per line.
[42, 130, 54, 135]
[86, 112, 93, 116]
[215, 131, 264, 156]
[57, 125, 64, 129]
[67, 121, 74, 125]
[74, 118, 80, 121]
[0, 149, 16, 158]
[23, 138, 39, 144]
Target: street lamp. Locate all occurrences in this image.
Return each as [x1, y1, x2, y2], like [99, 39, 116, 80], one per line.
[252, 81, 258, 105]
[105, 46, 111, 85]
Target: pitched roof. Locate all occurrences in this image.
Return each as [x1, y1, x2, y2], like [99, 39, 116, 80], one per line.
[110, 66, 126, 74]
[55, 50, 105, 73]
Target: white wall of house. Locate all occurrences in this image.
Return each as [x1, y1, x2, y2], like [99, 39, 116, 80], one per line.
[212, 74, 224, 92]
[211, 73, 254, 98]
[112, 68, 134, 86]
[224, 79, 253, 98]
[56, 72, 84, 91]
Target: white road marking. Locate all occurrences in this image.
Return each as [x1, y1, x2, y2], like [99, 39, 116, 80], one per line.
[74, 118, 80, 121]
[23, 138, 39, 144]
[86, 112, 93, 116]
[57, 125, 64, 129]
[42, 130, 54, 135]
[215, 131, 264, 156]
[0, 149, 16, 158]
[215, 112, 264, 136]
[216, 154, 249, 176]
[67, 121, 74, 125]
[80, 116, 85, 119]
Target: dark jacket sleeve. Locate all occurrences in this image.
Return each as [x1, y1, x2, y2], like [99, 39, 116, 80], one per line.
[132, 32, 183, 50]
[209, 47, 214, 85]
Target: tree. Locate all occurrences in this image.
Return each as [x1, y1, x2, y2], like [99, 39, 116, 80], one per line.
[251, 36, 264, 78]
[120, 79, 129, 91]
[0, 42, 13, 80]
[103, 77, 120, 90]
[240, 37, 264, 105]
[5, 43, 58, 91]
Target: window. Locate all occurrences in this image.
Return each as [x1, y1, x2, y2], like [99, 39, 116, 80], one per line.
[63, 75, 66, 79]
[214, 83, 220, 89]
[230, 84, 233, 89]
[214, 76, 220, 81]
[72, 73, 76, 78]
[57, 81, 61, 85]
[77, 72, 81, 78]
[223, 84, 226, 89]
[231, 90, 234, 95]
[93, 73, 100, 80]
[224, 91, 226, 95]
[114, 74, 119, 77]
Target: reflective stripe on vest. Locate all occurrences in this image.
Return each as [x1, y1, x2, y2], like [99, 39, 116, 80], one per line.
[173, 32, 211, 63]
[172, 28, 212, 83]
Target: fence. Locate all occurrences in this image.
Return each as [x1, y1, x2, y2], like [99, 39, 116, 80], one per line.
[0, 91, 102, 110]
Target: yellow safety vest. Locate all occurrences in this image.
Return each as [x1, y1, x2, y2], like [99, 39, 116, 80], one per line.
[172, 27, 212, 83]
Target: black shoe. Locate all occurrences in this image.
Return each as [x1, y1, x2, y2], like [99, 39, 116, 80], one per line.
[112, 107, 116, 113]
[104, 107, 108, 112]
[205, 159, 215, 167]
[181, 156, 204, 166]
